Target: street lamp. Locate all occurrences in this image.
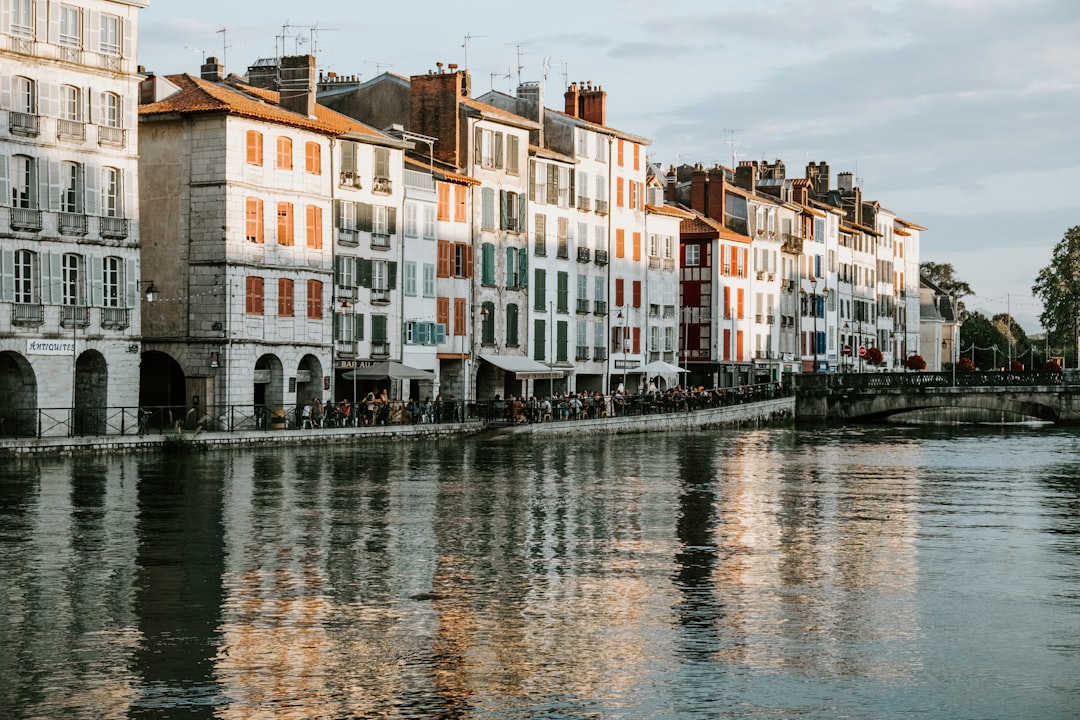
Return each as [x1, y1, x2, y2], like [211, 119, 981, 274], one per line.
[138, 280, 158, 303]
[617, 306, 627, 393]
[942, 338, 955, 386]
[811, 278, 818, 373]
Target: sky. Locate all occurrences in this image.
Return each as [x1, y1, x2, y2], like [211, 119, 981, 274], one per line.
[136, 0, 1080, 334]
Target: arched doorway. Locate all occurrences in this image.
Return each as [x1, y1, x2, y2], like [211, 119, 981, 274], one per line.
[296, 354, 324, 407]
[73, 350, 108, 436]
[140, 350, 186, 409]
[254, 354, 284, 414]
[0, 351, 38, 437]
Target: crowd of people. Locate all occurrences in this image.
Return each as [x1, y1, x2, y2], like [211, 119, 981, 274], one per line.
[295, 390, 462, 429]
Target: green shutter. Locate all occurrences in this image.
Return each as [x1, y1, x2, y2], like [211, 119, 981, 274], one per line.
[534, 269, 545, 311]
[358, 258, 372, 288]
[372, 314, 387, 343]
[534, 319, 545, 361]
[507, 303, 518, 346]
[481, 188, 494, 229]
[518, 193, 527, 232]
[355, 313, 365, 340]
[557, 271, 568, 313]
[557, 320, 568, 362]
[358, 203, 373, 232]
[519, 248, 528, 288]
[482, 243, 495, 286]
[499, 190, 508, 230]
[387, 261, 397, 290]
[387, 207, 397, 234]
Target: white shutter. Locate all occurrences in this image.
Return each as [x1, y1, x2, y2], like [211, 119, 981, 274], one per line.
[0, 154, 8, 208]
[85, 165, 99, 216]
[46, 159, 60, 211]
[42, 253, 61, 304]
[0, 249, 14, 302]
[122, 16, 133, 60]
[125, 258, 137, 307]
[41, 80, 57, 119]
[123, 93, 135, 131]
[122, 169, 132, 218]
[0, 74, 11, 111]
[38, 0, 50, 44]
[87, 11, 100, 54]
[90, 254, 104, 306]
[0, 2, 9, 35]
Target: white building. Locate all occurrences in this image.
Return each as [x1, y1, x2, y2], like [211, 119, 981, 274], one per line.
[0, 0, 147, 437]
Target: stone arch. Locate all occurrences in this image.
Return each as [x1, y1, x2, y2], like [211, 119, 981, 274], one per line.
[140, 350, 187, 409]
[296, 354, 324, 407]
[74, 349, 108, 436]
[254, 354, 285, 413]
[0, 351, 38, 437]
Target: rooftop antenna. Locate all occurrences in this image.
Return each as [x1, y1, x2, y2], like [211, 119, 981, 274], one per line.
[723, 128, 742, 169]
[309, 23, 337, 57]
[216, 27, 231, 69]
[365, 60, 393, 74]
[462, 33, 485, 70]
[559, 61, 569, 90]
[542, 56, 551, 83]
[186, 45, 208, 64]
[507, 41, 527, 86]
[855, 158, 866, 190]
[490, 67, 511, 92]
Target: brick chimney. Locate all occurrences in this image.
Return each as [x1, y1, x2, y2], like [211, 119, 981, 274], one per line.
[690, 164, 707, 214]
[805, 160, 830, 197]
[280, 55, 317, 117]
[707, 164, 726, 221]
[564, 82, 581, 118]
[580, 81, 606, 126]
[200, 56, 224, 82]
[665, 165, 678, 204]
[734, 160, 758, 192]
[410, 62, 471, 168]
[837, 171, 854, 193]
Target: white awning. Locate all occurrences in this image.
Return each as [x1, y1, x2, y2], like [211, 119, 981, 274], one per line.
[480, 354, 568, 379]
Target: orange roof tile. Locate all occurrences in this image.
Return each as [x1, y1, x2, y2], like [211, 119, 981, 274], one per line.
[646, 204, 694, 219]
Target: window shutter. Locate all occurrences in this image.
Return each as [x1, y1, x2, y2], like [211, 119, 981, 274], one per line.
[87, 11, 100, 55]
[534, 269, 545, 311]
[357, 203, 373, 232]
[341, 141, 356, 174]
[42, 252, 61, 304]
[0, 154, 8, 208]
[354, 313, 365, 340]
[89, 254, 103, 306]
[529, 161, 537, 201]
[372, 314, 386, 343]
[85, 166, 99, 216]
[494, 132, 504, 168]
[547, 164, 557, 204]
[506, 303, 518, 345]
[0, 76, 11, 116]
[435, 323, 446, 344]
[437, 240, 451, 278]
[499, 190, 508, 230]
[387, 261, 397, 290]
[507, 134, 519, 174]
[464, 244, 474, 278]
[0, 249, 13, 302]
[333, 310, 341, 340]
[568, 168, 575, 207]
[481, 188, 494, 229]
[482, 243, 495, 285]
[473, 126, 482, 166]
[518, 249, 528, 289]
[557, 321, 568, 362]
[358, 258, 372, 288]
[387, 207, 396, 234]
[505, 246, 515, 287]
[45, 158, 60, 211]
[517, 193, 527, 232]
[534, 319, 545, 361]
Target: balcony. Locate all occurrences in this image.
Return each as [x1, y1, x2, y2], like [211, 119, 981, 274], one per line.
[577, 196, 591, 211]
[594, 250, 609, 266]
[97, 125, 126, 147]
[593, 347, 607, 361]
[594, 300, 608, 316]
[371, 288, 391, 305]
[57, 119, 86, 142]
[576, 345, 590, 360]
[59, 213, 87, 236]
[334, 340, 356, 356]
[9, 111, 39, 136]
[10, 208, 42, 232]
[99, 216, 128, 239]
[60, 305, 90, 328]
[663, 258, 676, 270]
[576, 247, 591, 263]
[339, 171, 362, 189]
[337, 228, 359, 246]
[101, 307, 130, 328]
[8, 33, 34, 54]
[372, 176, 393, 194]
[595, 199, 609, 215]
[403, 169, 435, 191]
[648, 257, 660, 268]
[371, 233, 391, 250]
[371, 342, 390, 359]
[576, 298, 590, 314]
[11, 303, 43, 325]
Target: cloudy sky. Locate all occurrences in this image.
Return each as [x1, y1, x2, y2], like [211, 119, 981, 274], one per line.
[137, 0, 1080, 333]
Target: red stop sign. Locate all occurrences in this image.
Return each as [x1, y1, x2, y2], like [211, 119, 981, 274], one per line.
[858, 346, 867, 357]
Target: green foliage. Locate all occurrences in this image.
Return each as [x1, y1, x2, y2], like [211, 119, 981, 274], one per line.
[1032, 226, 1080, 363]
[921, 261, 974, 316]
[961, 311, 1009, 369]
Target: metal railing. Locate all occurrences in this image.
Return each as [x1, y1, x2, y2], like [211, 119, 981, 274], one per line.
[795, 370, 1069, 390]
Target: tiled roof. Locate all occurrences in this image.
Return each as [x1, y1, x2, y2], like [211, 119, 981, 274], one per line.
[403, 155, 480, 185]
[460, 96, 541, 129]
[139, 74, 383, 138]
[646, 204, 694, 219]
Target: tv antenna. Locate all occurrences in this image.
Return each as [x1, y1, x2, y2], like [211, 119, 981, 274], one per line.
[506, 41, 528, 86]
[462, 33, 486, 70]
[186, 45, 208, 63]
[490, 67, 511, 92]
[308, 23, 337, 57]
[723, 128, 742, 168]
[216, 27, 232, 69]
[365, 60, 393, 74]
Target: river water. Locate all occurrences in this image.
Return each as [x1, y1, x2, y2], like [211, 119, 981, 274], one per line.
[1, 425, 1079, 719]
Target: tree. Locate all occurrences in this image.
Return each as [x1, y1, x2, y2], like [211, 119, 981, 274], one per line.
[961, 311, 1008, 369]
[992, 312, 1032, 367]
[921, 261, 974, 316]
[1032, 226, 1080, 368]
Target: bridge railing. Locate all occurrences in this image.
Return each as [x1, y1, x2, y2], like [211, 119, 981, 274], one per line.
[795, 370, 1066, 390]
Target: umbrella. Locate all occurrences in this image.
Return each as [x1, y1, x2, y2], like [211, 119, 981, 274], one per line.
[342, 361, 434, 381]
[641, 360, 688, 375]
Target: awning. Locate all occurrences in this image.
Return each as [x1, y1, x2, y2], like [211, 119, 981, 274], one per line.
[641, 360, 688, 376]
[480, 354, 568, 379]
[342, 361, 434, 381]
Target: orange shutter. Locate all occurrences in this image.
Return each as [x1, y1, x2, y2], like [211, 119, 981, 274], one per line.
[454, 298, 466, 336]
[276, 136, 292, 170]
[633, 144, 640, 170]
[616, 228, 625, 258]
[246, 131, 262, 165]
[246, 276, 264, 314]
[278, 278, 294, 317]
[277, 202, 294, 246]
[437, 297, 450, 329]
[617, 139, 624, 166]
[616, 177, 624, 207]
[307, 280, 323, 319]
[305, 205, 322, 248]
[737, 288, 745, 319]
[632, 232, 641, 261]
[437, 240, 452, 278]
[437, 184, 450, 221]
[464, 243, 474, 278]
[246, 198, 263, 243]
[455, 185, 468, 222]
[305, 141, 321, 174]
[633, 327, 641, 354]
[632, 280, 641, 308]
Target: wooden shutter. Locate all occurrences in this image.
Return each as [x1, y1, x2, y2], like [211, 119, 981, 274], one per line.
[518, 247, 527, 289]
[632, 280, 641, 308]
[534, 268, 545, 311]
[387, 261, 397, 290]
[0, 249, 14, 302]
[437, 240, 451, 278]
[357, 203, 373, 232]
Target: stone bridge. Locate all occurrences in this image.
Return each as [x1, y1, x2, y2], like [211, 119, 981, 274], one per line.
[794, 370, 1080, 424]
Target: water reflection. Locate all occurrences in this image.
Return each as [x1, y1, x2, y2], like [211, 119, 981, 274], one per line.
[2, 428, 1079, 718]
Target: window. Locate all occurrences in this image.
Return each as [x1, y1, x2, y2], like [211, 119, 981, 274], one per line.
[506, 246, 520, 289]
[59, 4, 82, 48]
[12, 155, 36, 208]
[100, 167, 121, 217]
[276, 202, 294, 246]
[102, 257, 123, 307]
[245, 198, 264, 243]
[500, 190, 523, 232]
[278, 278, 294, 317]
[454, 298, 466, 336]
[373, 147, 390, 181]
[454, 243, 472, 278]
[62, 254, 83, 305]
[481, 301, 495, 344]
[304, 141, 321, 174]
[616, 177, 624, 208]
[534, 269, 546, 310]
[58, 162, 83, 214]
[62, 85, 82, 121]
[557, 271, 569, 313]
[423, 206, 436, 239]
[481, 188, 495, 230]
[422, 263, 435, 297]
[454, 184, 468, 222]
[649, 234, 659, 258]
[404, 261, 417, 296]
[481, 243, 495, 286]
[632, 280, 642, 308]
[617, 139, 625, 167]
[664, 235, 674, 259]
[15, 76, 36, 114]
[245, 276, 264, 314]
[686, 244, 700, 267]
[305, 205, 322, 249]
[14, 250, 36, 304]
[437, 184, 450, 221]
[12, 0, 34, 37]
[534, 214, 546, 256]
[596, 137, 607, 163]
[475, 128, 504, 169]
[339, 141, 359, 185]
[276, 136, 293, 170]
[306, 279, 323, 319]
[99, 13, 121, 55]
[405, 203, 419, 237]
[615, 278, 624, 307]
[506, 134, 520, 175]
[246, 130, 263, 166]
[577, 130, 588, 157]
[102, 92, 121, 128]
[506, 303, 519, 346]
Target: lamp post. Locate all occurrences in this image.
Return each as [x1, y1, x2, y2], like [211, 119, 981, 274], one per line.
[618, 306, 628, 393]
[811, 278, 818, 373]
[549, 300, 555, 397]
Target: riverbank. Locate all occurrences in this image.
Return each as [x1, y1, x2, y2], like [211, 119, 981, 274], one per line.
[0, 396, 796, 457]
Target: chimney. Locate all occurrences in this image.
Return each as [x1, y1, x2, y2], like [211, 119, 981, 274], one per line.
[410, 63, 472, 167]
[792, 178, 810, 206]
[665, 165, 678, 204]
[200, 56, 224, 82]
[580, 81, 606, 126]
[564, 82, 581, 118]
[837, 171, 854, 194]
[280, 55, 317, 117]
[707, 164, 726, 221]
[734, 160, 758, 192]
[805, 160, 830, 197]
[516, 81, 544, 146]
[690, 164, 707, 214]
